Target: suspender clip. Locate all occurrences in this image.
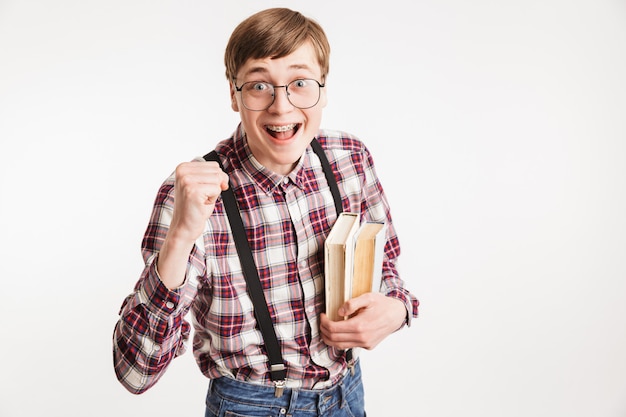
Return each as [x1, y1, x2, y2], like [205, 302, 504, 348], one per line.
[271, 364, 286, 397]
[346, 348, 356, 375]
[274, 379, 286, 397]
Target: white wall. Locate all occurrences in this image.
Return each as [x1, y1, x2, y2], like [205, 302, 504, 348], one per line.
[1, 1, 625, 416]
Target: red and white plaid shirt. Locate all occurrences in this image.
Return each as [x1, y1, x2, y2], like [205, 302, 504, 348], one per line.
[113, 125, 419, 394]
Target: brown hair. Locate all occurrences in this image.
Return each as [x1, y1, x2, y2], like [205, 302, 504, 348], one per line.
[224, 8, 330, 82]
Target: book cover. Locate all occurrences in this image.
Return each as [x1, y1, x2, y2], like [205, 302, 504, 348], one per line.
[324, 212, 360, 321]
[350, 221, 387, 299]
[324, 214, 387, 321]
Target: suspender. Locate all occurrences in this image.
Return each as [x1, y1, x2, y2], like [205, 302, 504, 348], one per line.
[310, 138, 343, 215]
[203, 138, 346, 396]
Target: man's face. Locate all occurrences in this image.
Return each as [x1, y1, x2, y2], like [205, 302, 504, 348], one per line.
[230, 42, 327, 175]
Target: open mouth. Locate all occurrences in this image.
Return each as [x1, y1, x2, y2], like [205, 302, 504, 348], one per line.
[266, 123, 300, 139]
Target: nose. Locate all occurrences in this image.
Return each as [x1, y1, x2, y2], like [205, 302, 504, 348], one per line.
[268, 85, 294, 113]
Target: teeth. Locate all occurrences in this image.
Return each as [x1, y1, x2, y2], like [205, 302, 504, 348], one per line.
[267, 124, 296, 132]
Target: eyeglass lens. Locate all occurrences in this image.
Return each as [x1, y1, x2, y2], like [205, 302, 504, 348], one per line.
[240, 79, 321, 110]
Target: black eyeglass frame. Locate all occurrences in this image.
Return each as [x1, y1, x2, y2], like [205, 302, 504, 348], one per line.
[233, 78, 325, 111]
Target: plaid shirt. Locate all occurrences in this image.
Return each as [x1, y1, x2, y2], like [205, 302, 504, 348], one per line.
[113, 125, 419, 394]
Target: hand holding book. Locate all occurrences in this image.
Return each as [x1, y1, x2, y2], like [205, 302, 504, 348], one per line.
[319, 292, 408, 350]
[324, 213, 387, 321]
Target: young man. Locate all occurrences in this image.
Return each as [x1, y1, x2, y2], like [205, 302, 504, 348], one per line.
[113, 7, 419, 416]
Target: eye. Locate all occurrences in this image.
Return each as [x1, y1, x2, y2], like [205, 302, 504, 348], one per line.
[252, 82, 269, 91]
[244, 82, 270, 92]
[292, 79, 309, 88]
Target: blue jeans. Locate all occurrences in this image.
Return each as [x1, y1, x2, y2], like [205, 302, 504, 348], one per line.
[204, 362, 366, 417]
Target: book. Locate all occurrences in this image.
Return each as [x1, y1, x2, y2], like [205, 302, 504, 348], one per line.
[324, 212, 360, 322]
[324, 213, 387, 321]
[350, 221, 387, 299]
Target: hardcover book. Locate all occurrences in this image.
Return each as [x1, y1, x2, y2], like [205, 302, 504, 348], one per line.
[324, 213, 387, 321]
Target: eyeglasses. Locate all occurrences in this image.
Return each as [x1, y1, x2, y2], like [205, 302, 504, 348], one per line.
[234, 79, 325, 111]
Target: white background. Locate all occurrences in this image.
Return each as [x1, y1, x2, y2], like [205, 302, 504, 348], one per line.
[1, 1, 625, 416]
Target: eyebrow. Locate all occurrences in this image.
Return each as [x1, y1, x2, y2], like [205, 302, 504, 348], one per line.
[241, 63, 316, 79]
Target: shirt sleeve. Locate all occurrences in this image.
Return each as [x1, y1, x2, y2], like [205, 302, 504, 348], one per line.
[358, 143, 420, 326]
[112, 178, 204, 394]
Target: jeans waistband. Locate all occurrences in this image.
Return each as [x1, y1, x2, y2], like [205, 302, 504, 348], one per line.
[207, 361, 362, 416]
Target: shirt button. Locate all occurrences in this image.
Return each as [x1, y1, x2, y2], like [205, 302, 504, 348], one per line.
[283, 177, 289, 184]
[165, 301, 175, 309]
[307, 306, 314, 313]
[299, 260, 307, 269]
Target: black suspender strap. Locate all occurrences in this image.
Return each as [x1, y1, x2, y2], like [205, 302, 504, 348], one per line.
[310, 138, 343, 216]
[203, 138, 348, 395]
[203, 150, 286, 395]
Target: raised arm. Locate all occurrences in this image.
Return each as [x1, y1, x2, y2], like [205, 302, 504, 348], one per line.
[112, 160, 228, 394]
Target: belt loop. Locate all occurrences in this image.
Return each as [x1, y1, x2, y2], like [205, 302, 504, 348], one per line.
[286, 388, 299, 416]
[339, 378, 346, 409]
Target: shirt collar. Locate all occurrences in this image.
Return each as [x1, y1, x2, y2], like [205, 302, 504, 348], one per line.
[233, 125, 310, 195]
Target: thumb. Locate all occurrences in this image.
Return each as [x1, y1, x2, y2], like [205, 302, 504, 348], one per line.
[337, 295, 369, 317]
[220, 172, 230, 190]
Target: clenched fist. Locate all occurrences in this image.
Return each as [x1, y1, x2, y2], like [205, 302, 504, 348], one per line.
[157, 160, 229, 289]
[170, 161, 230, 243]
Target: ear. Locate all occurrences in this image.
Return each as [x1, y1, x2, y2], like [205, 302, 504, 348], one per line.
[229, 81, 240, 112]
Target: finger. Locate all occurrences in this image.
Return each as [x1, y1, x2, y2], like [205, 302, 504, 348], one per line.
[337, 294, 371, 317]
[320, 312, 361, 336]
[174, 180, 224, 208]
[177, 161, 224, 180]
[320, 318, 367, 349]
[193, 165, 229, 190]
[218, 171, 230, 190]
[175, 171, 229, 197]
